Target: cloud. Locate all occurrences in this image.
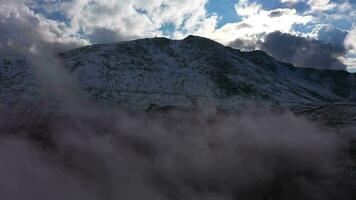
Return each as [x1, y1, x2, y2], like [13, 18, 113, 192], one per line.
[0, 0, 87, 56]
[0, 104, 354, 200]
[205, 0, 312, 44]
[228, 24, 352, 70]
[311, 24, 348, 45]
[87, 27, 131, 44]
[0, 0, 218, 51]
[345, 26, 356, 50]
[0, 139, 98, 200]
[307, 0, 336, 11]
[235, 0, 262, 16]
[342, 26, 356, 71]
[280, 0, 303, 4]
[0, 0, 354, 71]
[224, 1, 348, 70]
[282, 0, 356, 25]
[228, 36, 262, 51]
[261, 31, 347, 70]
[56, 0, 217, 43]
[0, 1, 92, 116]
[280, 0, 336, 11]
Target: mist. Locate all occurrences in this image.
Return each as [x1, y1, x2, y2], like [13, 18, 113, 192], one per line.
[1, 101, 355, 200]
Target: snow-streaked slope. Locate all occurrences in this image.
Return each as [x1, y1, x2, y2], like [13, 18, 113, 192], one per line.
[1, 35, 356, 112]
[0, 57, 40, 111]
[58, 35, 356, 109]
[293, 103, 356, 130]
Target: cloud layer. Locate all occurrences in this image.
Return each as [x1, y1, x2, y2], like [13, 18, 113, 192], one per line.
[51, 0, 218, 43]
[1, 104, 354, 200]
[0, 0, 355, 70]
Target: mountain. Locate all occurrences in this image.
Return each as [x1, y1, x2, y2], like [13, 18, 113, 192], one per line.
[0, 57, 40, 111]
[1, 35, 356, 115]
[58, 35, 356, 109]
[2, 36, 356, 200]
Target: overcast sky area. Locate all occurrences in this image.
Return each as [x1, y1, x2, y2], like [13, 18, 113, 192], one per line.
[0, 0, 356, 71]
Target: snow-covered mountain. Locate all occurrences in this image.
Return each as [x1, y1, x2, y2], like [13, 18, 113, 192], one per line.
[1, 35, 356, 111]
[58, 35, 356, 109]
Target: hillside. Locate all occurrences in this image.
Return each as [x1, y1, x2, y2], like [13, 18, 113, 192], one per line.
[58, 35, 356, 109]
[1, 35, 356, 114]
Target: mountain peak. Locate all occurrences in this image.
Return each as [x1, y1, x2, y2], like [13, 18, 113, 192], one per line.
[3, 35, 356, 112]
[183, 35, 223, 46]
[183, 35, 209, 40]
[54, 36, 356, 108]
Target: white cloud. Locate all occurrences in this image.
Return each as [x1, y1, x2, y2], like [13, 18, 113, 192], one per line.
[1, 0, 354, 71]
[280, 0, 336, 11]
[343, 26, 356, 70]
[281, 0, 356, 24]
[307, 0, 336, 11]
[0, 0, 219, 50]
[345, 26, 356, 49]
[280, 0, 303, 5]
[235, 0, 262, 16]
[202, 0, 313, 44]
[57, 0, 217, 42]
[0, 0, 88, 55]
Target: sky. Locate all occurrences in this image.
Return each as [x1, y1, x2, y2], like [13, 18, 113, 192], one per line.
[0, 0, 356, 71]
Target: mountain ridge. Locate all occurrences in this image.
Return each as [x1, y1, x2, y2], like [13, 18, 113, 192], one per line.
[58, 35, 356, 108]
[1, 35, 356, 112]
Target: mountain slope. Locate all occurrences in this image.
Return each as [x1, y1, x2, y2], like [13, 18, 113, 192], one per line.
[1, 35, 356, 112]
[0, 57, 40, 111]
[58, 35, 356, 109]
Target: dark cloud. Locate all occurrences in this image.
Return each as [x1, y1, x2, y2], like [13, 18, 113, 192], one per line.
[228, 31, 348, 70]
[268, 10, 286, 17]
[235, 22, 253, 29]
[87, 27, 130, 44]
[261, 31, 347, 70]
[314, 25, 348, 45]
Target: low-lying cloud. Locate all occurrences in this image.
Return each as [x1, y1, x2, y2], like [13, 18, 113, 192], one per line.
[0, 103, 355, 200]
